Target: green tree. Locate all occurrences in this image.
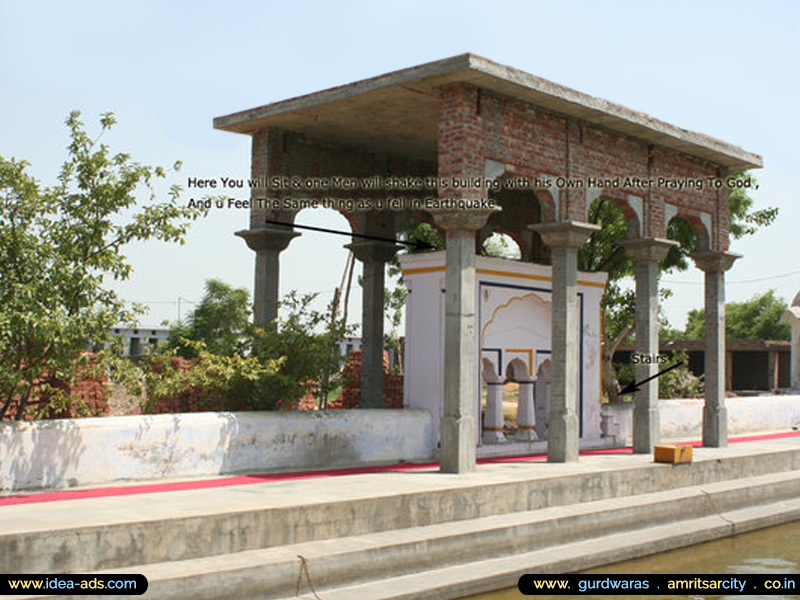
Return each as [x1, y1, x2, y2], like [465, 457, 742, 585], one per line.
[384, 284, 407, 373]
[169, 279, 251, 358]
[126, 291, 351, 413]
[482, 232, 521, 259]
[728, 174, 778, 237]
[579, 171, 777, 401]
[130, 338, 283, 413]
[251, 291, 353, 409]
[684, 290, 791, 341]
[0, 111, 204, 420]
[578, 199, 684, 401]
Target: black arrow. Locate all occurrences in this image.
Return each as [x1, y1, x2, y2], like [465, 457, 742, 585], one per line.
[263, 219, 435, 251]
[619, 361, 684, 395]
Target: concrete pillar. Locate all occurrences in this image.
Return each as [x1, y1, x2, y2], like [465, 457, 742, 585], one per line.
[516, 381, 537, 441]
[348, 241, 398, 409]
[692, 251, 740, 447]
[619, 238, 678, 454]
[433, 211, 492, 473]
[534, 359, 551, 439]
[529, 221, 599, 463]
[236, 227, 300, 326]
[481, 359, 505, 444]
[780, 291, 800, 391]
[768, 350, 779, 391]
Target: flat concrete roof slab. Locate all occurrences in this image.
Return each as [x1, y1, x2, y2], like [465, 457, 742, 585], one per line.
[214, 54, 762, 170]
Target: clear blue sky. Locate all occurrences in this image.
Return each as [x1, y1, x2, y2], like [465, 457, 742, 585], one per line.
[1, 0, 798, 331]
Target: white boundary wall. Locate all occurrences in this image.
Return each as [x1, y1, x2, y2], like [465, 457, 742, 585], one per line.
[4, 397, 798, 493]
[603, 395, 800, 445]
[0, 409, 433, 492]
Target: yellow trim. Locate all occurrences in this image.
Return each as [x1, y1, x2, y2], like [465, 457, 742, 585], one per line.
[517, 425, 535, 430]
[484, 427, 504, 432]
[402, 266, 446, 276]
[476, 268, 551, 282]
[403, 265, 606, 289]
[578, 280, 607, 289]
[506, 348, 534, 376]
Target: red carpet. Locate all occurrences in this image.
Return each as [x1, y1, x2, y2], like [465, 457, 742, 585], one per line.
[1, 430, 797, 507]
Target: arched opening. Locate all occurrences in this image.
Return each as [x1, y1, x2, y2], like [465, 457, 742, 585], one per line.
[667, 213, 707, 257]
[485, 185, 546, 262]
[277, 207, 359, 408]
[481, 232, 521, 259]
[280, 207, 357, 326]
[664, 214, 705, 335]
[579, 196, 636, 274]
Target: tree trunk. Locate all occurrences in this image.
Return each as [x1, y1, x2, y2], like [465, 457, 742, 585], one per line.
[14, 384, 33, 421]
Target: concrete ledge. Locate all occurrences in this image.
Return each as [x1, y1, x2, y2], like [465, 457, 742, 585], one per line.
[0, 409, 434, 492]
[7, 450, 800, 599]
[3, 440, 800, 575]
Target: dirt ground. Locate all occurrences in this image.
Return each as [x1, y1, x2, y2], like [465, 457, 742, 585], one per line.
[105, 383, 141, 416]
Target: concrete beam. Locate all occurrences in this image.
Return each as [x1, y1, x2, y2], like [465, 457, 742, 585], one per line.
[214, 54, 762, 171]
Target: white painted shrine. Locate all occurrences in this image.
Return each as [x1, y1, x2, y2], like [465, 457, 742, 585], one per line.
[400, 251, 607, 451]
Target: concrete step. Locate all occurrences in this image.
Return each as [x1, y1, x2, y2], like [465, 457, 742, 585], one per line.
[10, 469, 800, 600]
[4, 442, 800, 575]
[285, 498, 800, 600]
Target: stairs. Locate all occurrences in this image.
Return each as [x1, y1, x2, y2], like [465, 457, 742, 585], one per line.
[4, 439, 800, 600]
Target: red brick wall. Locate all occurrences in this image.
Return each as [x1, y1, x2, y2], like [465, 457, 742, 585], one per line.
[438, 84, 485, 204]
[249, 81, 731, 252]
[437, 84, 729, 248]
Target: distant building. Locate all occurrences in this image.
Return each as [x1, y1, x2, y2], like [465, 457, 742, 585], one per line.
[111, 327, 170, 358]
[616, 339, 792, 392]
[336, 337, 362, 359]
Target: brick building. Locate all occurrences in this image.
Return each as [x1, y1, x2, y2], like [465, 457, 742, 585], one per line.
[215, 55, 761, 472]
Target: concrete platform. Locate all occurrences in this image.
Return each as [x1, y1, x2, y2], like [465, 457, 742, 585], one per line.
[2, 433, 800, 599]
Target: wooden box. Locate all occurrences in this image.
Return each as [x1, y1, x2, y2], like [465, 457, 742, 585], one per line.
[653, 444, 693, 464]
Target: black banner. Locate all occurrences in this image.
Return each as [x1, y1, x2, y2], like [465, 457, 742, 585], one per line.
[1, 574, 148, 595]
[519, 573, 799, 595]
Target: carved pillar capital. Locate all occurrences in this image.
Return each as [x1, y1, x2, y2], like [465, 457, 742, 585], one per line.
[618, 238, 678, 263]
[236, 226, 301, 252]
[690, 251, 741, 273]
[529, 220, 600, 249]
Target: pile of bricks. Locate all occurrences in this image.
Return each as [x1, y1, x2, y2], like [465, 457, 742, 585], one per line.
[280, 386, 317, 411]
[146, 356, 234, 414]
[1, 354, 109, 421]
[335, 350, 404, 409]
[147, 358, 318, 413]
